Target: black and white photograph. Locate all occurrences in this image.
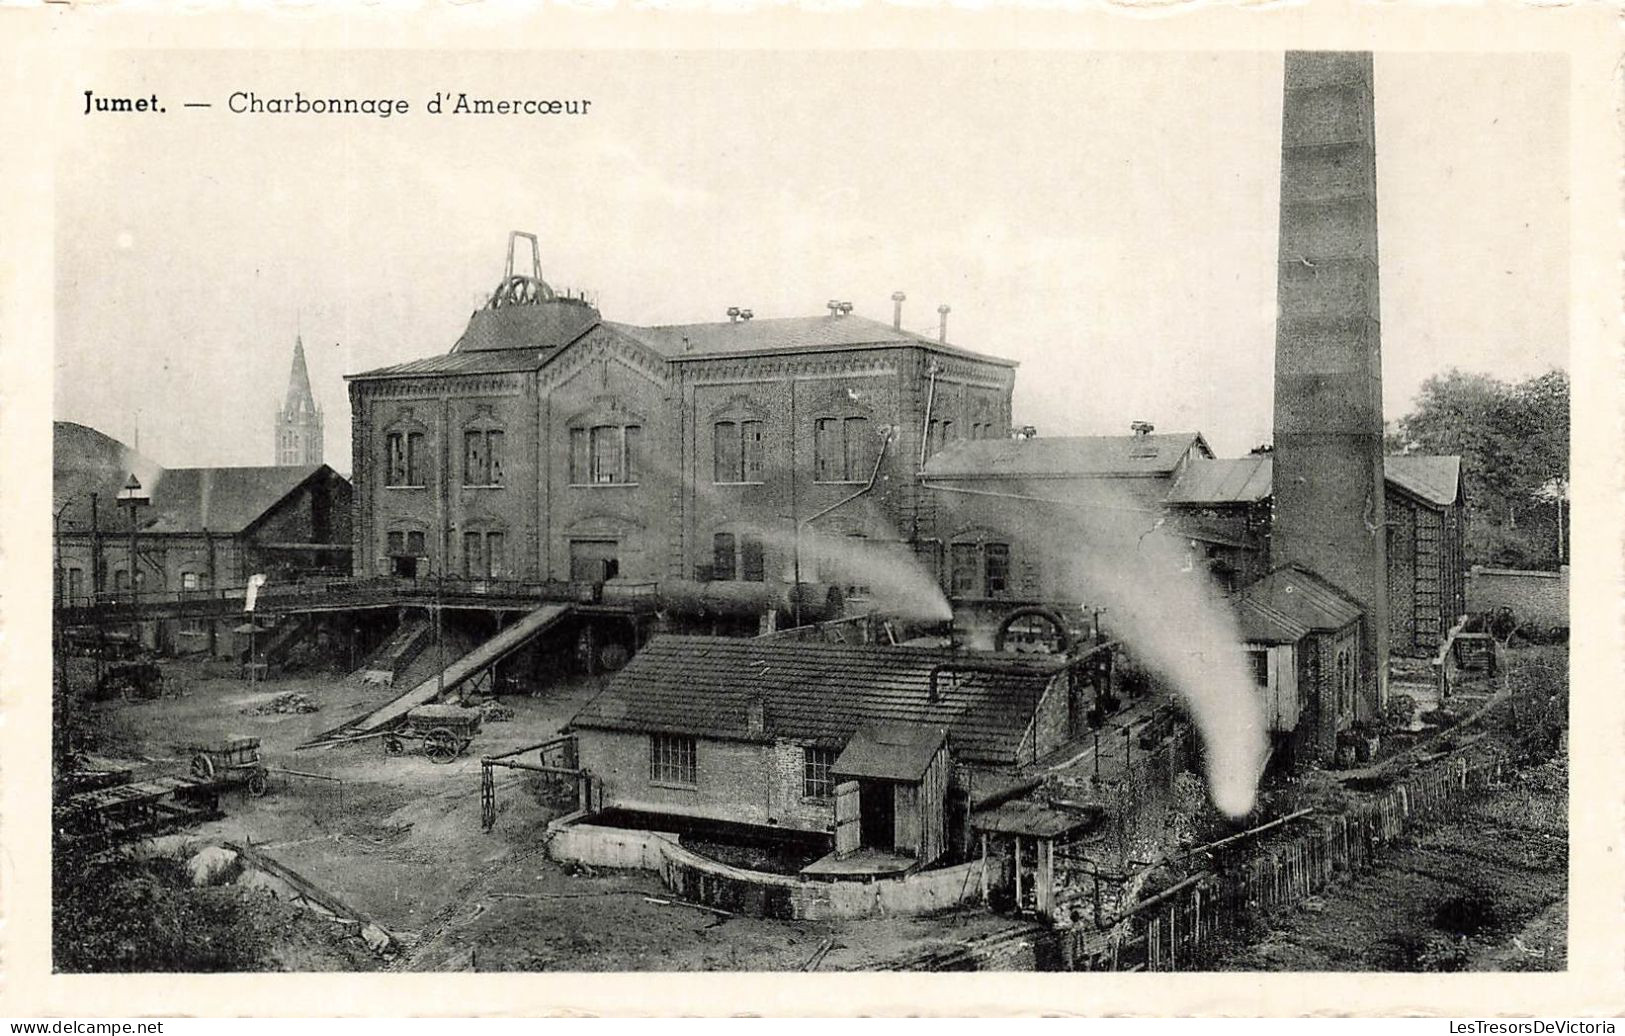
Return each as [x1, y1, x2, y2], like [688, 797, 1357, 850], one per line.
[7, 6, 1618, 1018]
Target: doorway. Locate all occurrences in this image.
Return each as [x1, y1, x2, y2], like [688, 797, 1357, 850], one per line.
[570, 539, 620, 582]
[858, 780, 895, 851]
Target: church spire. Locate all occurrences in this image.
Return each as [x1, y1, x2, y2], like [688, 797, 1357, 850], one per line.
[276, 334, 324, 465]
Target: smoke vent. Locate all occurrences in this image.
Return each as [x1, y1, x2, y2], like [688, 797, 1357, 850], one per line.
[937, 304, 951, 343]
[891, 291, 907, 330]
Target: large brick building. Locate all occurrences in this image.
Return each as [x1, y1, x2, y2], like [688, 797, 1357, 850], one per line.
[346, 260, 1016, 619]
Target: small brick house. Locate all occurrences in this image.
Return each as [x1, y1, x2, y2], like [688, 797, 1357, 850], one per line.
[567, 635, 1071, 871]
[1234, 564, 1364, 762]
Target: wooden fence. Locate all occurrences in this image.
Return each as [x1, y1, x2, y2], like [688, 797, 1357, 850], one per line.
[1061, 750, 1507, 971]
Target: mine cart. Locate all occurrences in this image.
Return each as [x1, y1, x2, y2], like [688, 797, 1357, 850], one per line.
[382, 704, 482, 764]
[186, 736, 270, 796]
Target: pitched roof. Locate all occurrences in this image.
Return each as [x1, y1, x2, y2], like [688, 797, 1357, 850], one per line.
[1234, 564, 1363, 644]
[142, 465, 332, 534]
[569, 635, 1062, 766]
[348, 348, 549, 380]
[1385, 455, 1462, 507]
[923, 433, 1210, 479]
[1166, 454, 1463, 509]
[1166, 455, 1274, 504]
[605, 314, 1016, 367]
[832, 723, 948, 781]
[52, 422, 163, 532]
[971, 798, 1103, 838]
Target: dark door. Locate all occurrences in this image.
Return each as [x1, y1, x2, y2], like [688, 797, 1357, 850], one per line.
[570, 539, 619, 582]
[859, 780, 895, 851]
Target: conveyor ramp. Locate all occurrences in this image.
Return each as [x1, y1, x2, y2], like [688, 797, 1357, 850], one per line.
[305, 603, 571, 745]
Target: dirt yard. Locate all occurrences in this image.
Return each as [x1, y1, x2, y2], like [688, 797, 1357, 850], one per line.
[70, 658, 1021, 972]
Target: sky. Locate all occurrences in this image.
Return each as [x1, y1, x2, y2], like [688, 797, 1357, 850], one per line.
[53, 49, 1569, 473]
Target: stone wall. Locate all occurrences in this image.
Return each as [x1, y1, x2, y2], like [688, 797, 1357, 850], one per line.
[1468, 565, 1569, 629]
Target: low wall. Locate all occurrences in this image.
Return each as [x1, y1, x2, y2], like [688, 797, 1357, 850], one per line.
[1467, 565, 1569, 628]
[546, 818, 987, 921]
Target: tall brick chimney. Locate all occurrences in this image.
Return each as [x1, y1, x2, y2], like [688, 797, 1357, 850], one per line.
[1272, 51, 1389, 718]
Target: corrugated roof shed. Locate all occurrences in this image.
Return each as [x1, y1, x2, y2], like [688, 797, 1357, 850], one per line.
[1166, 455, 1274, 504]
[1167, 454, 1463, 508]
[1234, 564, 1363, 644]
[569, 635, 1062, 766]
[1385, 455, 1462, 507]
[923, 433, 1210, 480]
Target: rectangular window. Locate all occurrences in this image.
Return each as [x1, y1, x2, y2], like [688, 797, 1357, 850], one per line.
[844, 417, 871, 480]
[485, 531, 504, 579]
[487, 430, 504, 485]
[714, 421, 740, 483]
[569, 428, 588, 485]
[589, 426, 619, 483]
[386, 433, 406, 486]
[464, 430, 484, 485]
[740, 534, 765, 582]
[984, 543, 1010, 597]
[181, 572, 200, 591]
[1248, 649, 1270, 688]
[741, 421, 764, 481]
[463, 531, 483, 577]
[406, 531, 426, 556]
[950, 543, 979, 595]
[411, 432, 425, 485]
[650, 734, 697, 787]
[713, 533, 737, 581]
[803, 746, 837, 800]
[814, 418, 841, 482]
[622, 425, 640, 484]
[387, 531, 405, 555]
[67, 568, 83, 599]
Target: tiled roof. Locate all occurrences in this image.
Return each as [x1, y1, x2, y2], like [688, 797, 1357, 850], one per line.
[1166, 456, 1274, 504]
[143, 465, 331, 534]
[569, 635, 1062, 766]
[923, 433, 1210, 479]
[605, 314, 1016, 367]
[1385, 455, 1462, 507]
[1234, 564, 1363, 644]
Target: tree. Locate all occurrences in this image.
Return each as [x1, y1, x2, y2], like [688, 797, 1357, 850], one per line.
[1387, 368, 1569, 569]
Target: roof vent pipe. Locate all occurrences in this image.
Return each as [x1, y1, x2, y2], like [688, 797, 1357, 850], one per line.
[1131, 420, 1155, 437]
[891, 291, 907, 330]
[727, 306, 741, 323]
[838, 301, 853, 316]
[740, 308, 753, 321]
[827, 299, 841, 315]
[937, 304, 951, 343]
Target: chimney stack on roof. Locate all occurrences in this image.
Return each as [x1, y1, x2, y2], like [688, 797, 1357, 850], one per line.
[937, 304, 951, 343]
[891, 291, 907, 330]
[1131, 420, 1155, 437]
[727, 306, 741, 323]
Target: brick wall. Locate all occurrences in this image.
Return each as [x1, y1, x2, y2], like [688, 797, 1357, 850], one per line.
[1467, 565, 1569, 628]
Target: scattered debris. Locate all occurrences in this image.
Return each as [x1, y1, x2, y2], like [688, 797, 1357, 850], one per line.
[242, 692, 319, 715]
[477, 699, 515, 723]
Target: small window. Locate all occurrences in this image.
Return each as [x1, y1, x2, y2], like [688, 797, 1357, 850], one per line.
[1247, 649, 1270, 687]
[803, 746, 837, 800]
[713, 533, 737, 581]
[406, 530, 426, 556]
[568, 428, 588, 485]
[844, 417, 871, 480]
[950, 543, 979, 595]
[814, 418, 841, 482]
[486, 531, 504, 579]
[741, 421, 764, 481]
[714, 421, 741, 483]
[984, 543, 1010, 597]
[389, 431, 427, 487]
[650, 734, 697, 787]
[463, 531, 483, 577]
[463, 428, 506, 486]
[181, 572, 200, 591]
[387, 531, 405, 555]
[740, 534, 765, 582]
[590, 425, 621, 483]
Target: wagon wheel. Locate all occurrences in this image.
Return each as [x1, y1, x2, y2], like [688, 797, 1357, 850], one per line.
[382, 735, 405, 756]
[246, 769, 269, 797]
[424, 727, 459, 764]
[190, 753, 216, 781]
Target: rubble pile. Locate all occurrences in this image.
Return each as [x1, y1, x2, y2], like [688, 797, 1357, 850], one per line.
[477, 699, 515, 723]
[242, 691, 320, 716]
